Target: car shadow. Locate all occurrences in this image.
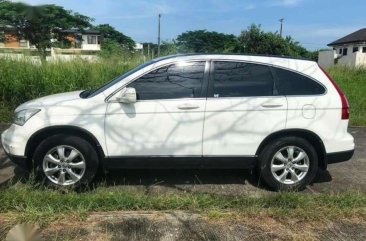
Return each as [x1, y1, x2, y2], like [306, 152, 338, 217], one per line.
[0, 156, 333, 192]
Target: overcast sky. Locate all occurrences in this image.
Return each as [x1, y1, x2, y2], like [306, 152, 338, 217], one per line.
[18, 0, 365, 50]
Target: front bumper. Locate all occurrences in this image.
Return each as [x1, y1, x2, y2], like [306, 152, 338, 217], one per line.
[0, 136, 28, 170]
[1, 124, 30, 169]
[326, 149, 354, 164]
[1, 124, 29, 156]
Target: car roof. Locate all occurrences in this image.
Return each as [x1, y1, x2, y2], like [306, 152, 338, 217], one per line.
[152, 54, 316, 72]
[155, 53, 313, 61]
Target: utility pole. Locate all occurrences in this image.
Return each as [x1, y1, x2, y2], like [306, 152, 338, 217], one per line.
[157, 13, 161, 57]
[279, 18, 284, 37]
[147, 43, 150, 59]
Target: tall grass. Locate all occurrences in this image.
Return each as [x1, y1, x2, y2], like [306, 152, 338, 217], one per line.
[327, 66, 366, 126]
[0, 57, 365, 125]
[0, 55, 143, 122]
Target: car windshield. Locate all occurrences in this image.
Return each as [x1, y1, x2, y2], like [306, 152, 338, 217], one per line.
[85, 59, 156, 98]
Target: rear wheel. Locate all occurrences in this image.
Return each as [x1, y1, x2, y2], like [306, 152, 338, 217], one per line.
[258, 137, 318, 191]
[33, 134, 99, 187]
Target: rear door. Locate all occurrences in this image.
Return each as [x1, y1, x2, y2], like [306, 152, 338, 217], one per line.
[203, 61, 287, 156]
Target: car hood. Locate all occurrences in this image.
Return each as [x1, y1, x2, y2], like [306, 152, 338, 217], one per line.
[15, 91, 83, 111]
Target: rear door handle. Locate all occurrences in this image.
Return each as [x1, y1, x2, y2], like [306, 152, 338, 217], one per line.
[261, 104, 283, 108]
[177, 103, 200, 110]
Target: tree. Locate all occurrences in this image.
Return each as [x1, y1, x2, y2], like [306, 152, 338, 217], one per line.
[95, 24, 135, 51]
[176, 30, 238, 53]
[0, 1, 92, 59]
[237, 24, 313, 58]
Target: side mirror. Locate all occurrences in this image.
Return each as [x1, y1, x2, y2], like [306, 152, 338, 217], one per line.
[117, 87, 137, 103]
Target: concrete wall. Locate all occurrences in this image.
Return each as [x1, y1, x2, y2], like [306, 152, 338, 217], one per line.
[318, 50, 335, 68]
[0, 47, 99, 62]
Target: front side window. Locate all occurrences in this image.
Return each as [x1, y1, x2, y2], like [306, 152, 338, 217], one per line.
[274, 67, 325, 95]
[212, 61, 274, 97]
[128, 61, 205, 100]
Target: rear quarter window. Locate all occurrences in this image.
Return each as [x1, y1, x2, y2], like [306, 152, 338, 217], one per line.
[274, 67, 325, 95]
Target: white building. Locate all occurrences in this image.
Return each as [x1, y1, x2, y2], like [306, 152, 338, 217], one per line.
[60, 29, 101, 51]
[318, 28, 366, 67]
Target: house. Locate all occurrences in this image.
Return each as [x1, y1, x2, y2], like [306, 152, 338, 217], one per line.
[0, 26, 101, 51]
[318, 28, 366, 67]
[59, 29, 101, 51]
[0, 25, 30, 48]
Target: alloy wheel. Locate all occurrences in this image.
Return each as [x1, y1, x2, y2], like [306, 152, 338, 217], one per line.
[270, 146, 310, 185]
[42, 145, 86, 186]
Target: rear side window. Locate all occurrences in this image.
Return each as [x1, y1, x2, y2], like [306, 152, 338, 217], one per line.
[213, 62, 274, 97]
[274, 67, 325, 95]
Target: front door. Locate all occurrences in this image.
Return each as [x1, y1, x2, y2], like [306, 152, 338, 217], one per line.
[203, 61, 287, 156]
[105, 61, 209, 157]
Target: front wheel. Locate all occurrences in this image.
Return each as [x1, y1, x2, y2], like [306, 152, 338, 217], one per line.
[33, 134, 99, 187]
[258, 137, 318, 191]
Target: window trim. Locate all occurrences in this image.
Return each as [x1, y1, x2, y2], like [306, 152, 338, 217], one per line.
[107, 60, 210, 102]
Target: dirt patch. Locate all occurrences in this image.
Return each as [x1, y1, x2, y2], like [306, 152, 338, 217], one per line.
[2, 211, 362, 241]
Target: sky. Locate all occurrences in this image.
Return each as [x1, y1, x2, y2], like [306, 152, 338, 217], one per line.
[18, 0, 366, 50]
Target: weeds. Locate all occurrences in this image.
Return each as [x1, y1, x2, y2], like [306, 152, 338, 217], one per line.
[0, 182, 365, 225]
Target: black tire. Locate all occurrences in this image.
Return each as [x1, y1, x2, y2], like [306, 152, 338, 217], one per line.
[258, 136, 318, 191]
[33, 134, 99, 187]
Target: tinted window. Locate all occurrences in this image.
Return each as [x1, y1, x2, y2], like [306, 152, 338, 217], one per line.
[128, 61, 205, 100]
[274, 68, 325, 95]
[213, 62, 274, 97]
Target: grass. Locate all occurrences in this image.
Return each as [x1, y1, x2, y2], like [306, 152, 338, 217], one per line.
[327, 66, 366, 126]
[0, 55, 144, 122]
[0, 57, 365, 125]
[0, 182, 365, 226]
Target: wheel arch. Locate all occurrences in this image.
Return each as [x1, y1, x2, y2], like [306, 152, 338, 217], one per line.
[255, 129, 327, 170]
[25, 125, 105, 169]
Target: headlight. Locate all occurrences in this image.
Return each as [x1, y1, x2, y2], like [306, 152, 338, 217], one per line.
[13, 109, 41, 126]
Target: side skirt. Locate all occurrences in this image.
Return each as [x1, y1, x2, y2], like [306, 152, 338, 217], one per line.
[103, 156, 257, 170]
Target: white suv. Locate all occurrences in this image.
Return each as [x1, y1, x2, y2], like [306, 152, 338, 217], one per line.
[1, 54, 355, 190]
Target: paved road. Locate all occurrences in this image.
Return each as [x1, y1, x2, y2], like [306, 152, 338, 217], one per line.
[1, 125, 365, 194]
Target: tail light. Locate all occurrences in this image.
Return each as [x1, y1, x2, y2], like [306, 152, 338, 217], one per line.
[319, 66, 349, 120]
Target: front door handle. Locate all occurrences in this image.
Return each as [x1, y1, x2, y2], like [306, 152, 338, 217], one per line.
[261, 104, 283, 108]
[177, 103, 200, 110]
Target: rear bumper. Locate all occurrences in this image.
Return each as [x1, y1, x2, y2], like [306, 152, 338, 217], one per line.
[326, 149, 354, 164]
